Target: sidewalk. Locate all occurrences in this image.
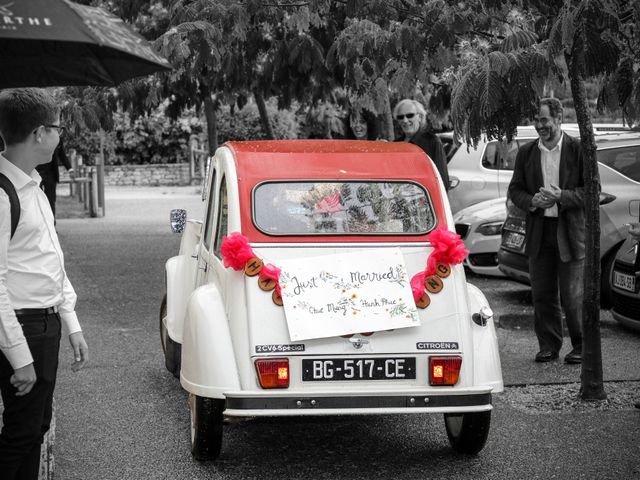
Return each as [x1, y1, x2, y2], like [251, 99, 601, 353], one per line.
[56, 184, 202, 219]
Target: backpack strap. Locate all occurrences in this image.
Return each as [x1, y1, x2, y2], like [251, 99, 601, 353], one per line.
[0, 172, 20, 239]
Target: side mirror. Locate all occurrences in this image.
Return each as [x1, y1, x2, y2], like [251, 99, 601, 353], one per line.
[170, 209, 187, 234]
[599, 192, 616, 206]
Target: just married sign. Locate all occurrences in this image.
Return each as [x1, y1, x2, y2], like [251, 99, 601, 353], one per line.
[278, 248, 420, 341]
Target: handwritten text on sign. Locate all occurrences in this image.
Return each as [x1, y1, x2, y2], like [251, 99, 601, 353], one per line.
[278, 248, 420, 341]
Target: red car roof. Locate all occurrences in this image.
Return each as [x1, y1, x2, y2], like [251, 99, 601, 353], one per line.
[224, 140, 448, 243]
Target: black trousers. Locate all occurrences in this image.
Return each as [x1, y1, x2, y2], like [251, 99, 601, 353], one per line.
[0, 312, 61, 480]
[528, 218, 583, 354]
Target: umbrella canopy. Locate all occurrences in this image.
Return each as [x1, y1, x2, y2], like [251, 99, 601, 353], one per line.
[0, 0, 172, 88]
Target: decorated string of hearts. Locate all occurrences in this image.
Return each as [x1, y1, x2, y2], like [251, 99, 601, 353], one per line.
[220, 227, 468, 308]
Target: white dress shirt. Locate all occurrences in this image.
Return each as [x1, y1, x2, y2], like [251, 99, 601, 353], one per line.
[0, 154, 81, 370]
[538, 133, 563, 217]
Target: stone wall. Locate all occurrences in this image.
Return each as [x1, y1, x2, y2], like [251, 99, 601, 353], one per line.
[103, 163, 192, 186]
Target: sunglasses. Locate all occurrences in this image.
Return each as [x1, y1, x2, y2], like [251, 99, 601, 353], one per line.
[395, 113, 417, 121]
[45, 125, 66, 135]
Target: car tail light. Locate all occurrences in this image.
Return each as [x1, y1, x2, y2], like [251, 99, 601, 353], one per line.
[255, 358, 290, 388]
[429, 356, 462, 386]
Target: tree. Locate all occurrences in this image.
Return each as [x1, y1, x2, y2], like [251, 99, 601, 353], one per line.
[451, 0, 640, 400]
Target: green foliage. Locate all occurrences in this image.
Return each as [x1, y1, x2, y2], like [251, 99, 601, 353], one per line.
[64, 107, 203, 165]
[217, 100, 299, 143]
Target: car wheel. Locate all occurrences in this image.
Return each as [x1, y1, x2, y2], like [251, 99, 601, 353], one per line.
[600, 245, 620, 309]
[189, 394, 224, 461]
[444, 411, 491, 454]
[160, 295, 180, 378]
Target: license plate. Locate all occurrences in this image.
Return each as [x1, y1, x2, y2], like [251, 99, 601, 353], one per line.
[503, 231, 524, 249]
[302, 357, 416, 381]
[613, 271, 636, 292]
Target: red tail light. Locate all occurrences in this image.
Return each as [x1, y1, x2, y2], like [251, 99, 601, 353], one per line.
[429, 356, 462, 386]
[255, 358, 290, 388]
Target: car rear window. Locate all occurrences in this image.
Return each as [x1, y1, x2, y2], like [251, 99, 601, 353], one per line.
[253, 181, 436, 235]
[597, 145, 640, 182]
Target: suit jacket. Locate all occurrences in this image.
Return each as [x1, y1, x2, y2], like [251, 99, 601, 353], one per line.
[507, 133, 586, 262]
[396, 127, 449, 191]
[36, 137, 72, 183]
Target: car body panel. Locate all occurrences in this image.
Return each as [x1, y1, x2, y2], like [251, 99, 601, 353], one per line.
[453, 197, 506, 276]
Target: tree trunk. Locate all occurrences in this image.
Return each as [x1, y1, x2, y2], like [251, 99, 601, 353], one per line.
[382, 90, 395, 141]
[254, 88, 275, 140]
[566, 40, 606, 401]
[203, 95, 218, 155]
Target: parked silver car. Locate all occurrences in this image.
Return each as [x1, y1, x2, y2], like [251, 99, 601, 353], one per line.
[447, 124, 631, 214]
[453, 197, 506, 277]
[498, 131, 640, 307]
[611, 220, 640, 330]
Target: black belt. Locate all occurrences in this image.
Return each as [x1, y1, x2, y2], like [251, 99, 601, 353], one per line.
[14, 306, 59, 316]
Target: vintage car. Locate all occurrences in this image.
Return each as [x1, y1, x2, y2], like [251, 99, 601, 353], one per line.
[161, 140, 503, 461]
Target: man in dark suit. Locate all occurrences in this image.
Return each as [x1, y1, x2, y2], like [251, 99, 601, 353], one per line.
[508, 97, 585, 364]
[36, 136, 73, 217]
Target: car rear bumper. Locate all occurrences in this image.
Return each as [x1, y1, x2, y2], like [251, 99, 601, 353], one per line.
[222, 387, 493, 416]
[497, 248, 530, 284]
[612, 291, 640, 330]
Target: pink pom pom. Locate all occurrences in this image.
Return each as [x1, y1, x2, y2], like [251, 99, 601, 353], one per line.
[220, 232, 255, 270]
[259, 263, 281, 282]
[426, 227, 468, 268]
[410, 271, 427, 302]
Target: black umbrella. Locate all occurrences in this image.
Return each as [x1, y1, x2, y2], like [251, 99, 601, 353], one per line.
[0, 0, 172, 88]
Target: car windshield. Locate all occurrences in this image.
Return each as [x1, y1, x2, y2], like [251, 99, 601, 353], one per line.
[597, 144, 640, 182]
[253, 181, 436, 235]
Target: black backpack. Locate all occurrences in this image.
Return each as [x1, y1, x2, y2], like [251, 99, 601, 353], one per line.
[0, 172, 20, 239]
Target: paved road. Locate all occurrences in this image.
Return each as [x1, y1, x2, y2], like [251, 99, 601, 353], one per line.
[52, 187, 640, 480]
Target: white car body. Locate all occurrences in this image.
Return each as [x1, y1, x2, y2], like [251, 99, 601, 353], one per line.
[453, 198, 507, 277]
[161, 140, 503, 460]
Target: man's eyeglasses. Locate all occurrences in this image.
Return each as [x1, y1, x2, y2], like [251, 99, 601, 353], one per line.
[45, 125, 66, 135]
[395, 113, 416, 121]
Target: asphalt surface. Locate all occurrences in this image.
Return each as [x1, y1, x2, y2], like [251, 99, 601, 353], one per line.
[50, 186, 640, 480]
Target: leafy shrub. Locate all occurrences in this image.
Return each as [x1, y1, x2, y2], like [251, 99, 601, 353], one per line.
[217, 99, 299, 143]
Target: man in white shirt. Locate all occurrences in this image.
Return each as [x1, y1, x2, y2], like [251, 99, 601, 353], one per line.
[508, 97, 585, 365]
[0, 88, 89, 480]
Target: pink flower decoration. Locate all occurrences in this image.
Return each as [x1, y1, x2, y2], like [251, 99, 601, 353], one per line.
[410, 271, 427, 302]
[220, 232, 255, 270]
[260, 263, 281, 282]
[425, 227, 468, 273]
[260, 264, 282, 296]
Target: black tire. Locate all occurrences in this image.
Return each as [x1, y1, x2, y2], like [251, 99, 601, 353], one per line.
[160, 295, 181, 378]
[190, 394, 224, 461]
[444, 411, 491, 455]
[600, 245, 620, 309]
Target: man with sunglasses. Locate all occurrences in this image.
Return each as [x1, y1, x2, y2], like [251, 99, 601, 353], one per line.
[0, 88, 88, 480]
[393, 99, 449, 191]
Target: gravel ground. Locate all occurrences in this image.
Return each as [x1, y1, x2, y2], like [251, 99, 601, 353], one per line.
[500, 381, 640, 413]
